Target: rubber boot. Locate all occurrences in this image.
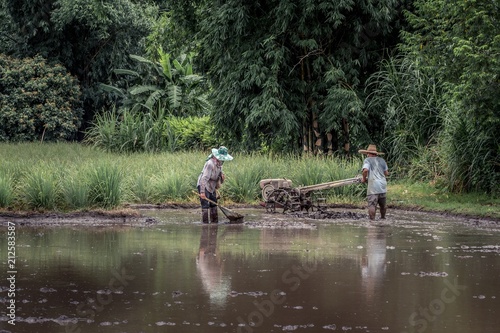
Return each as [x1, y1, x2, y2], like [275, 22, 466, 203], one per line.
[202, 209, 209, 224]
[209, 206, 219, 224]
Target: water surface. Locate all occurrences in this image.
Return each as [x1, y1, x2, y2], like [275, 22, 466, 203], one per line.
[1, 208, 499, 333]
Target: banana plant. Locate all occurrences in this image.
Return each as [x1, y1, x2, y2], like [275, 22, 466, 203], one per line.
[100, 50, 211, 117]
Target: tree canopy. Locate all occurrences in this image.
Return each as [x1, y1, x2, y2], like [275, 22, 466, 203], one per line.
[2, 0, 157, 129]
[401, 0, 500, 193]
[188, 0, 407, 154]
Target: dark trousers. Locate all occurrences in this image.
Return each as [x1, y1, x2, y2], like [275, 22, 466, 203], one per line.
[197, 185, 217, 208]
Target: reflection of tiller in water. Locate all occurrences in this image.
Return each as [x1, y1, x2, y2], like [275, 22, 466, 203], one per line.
[236, 261, 317, 333]
[402, 278, 467, 333]
[65, 267, 135, 333]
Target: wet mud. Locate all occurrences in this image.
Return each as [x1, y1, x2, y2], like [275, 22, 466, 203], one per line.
[0, 204, 498, 229]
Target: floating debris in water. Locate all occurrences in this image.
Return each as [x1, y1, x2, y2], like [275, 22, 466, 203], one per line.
[246, 220, 316, 229]
[289, 211, 366, 220]
[416, 271, 449, 277]
[156, 321, 175, 326]
[323, 324, 337, 330]
[229, 290, 267, 298]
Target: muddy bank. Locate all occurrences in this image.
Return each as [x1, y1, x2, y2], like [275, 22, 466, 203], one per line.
[0, 203, 499, 228]
[0, 208, 156, 227]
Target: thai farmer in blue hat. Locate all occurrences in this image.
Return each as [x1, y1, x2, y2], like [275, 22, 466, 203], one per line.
[197, 146, 233, 223]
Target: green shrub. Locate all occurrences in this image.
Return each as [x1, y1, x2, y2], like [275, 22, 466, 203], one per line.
[168, 116, 216, 150]
[86, 108, 215, 153]
[0, 54, 83, 142]
[85, 107, 170, 153]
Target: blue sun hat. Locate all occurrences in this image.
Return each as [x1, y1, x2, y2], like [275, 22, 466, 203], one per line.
[211, 146, 233, 161]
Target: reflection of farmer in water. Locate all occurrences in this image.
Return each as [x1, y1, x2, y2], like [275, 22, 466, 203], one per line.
[196, 224, 231, 309]
[361, 228, 387, 303]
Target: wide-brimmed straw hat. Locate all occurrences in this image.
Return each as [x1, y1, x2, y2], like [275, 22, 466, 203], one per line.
[358, 144, 384, 155]
[211, 146, 233, 161]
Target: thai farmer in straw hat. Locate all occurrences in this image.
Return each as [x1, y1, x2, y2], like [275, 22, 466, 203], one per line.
[197, 146, 233, 223]
[359, 144, 389, 221]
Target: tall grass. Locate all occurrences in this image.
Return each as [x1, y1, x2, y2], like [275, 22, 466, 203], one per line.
[128, 174, 155, 203]
[0, 171, 13, 208]
[62, 174, 89, 210]
[19, 165, 59, 210]
[85, 107, 173, 153]
[223, 154, 270, 202]
[152, 171, 191, 202]
[439, 108, 497, 193]
[87, 163, 123, 208]
[366, 54, 446, 173]
[0, 143, 369, 210]
[0, 143, 496, 218]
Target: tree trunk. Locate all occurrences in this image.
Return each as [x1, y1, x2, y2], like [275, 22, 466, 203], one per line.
[313, 111, 322, 155]
[342, 117, 350, 154]
[327, 132, 333, 156]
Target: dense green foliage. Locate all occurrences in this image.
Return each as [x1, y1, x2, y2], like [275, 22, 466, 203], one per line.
[371, 0, 500, 194]
[85, 108, 216, 153]
[366, 54, 446, 178]
[1, 0, 499, 195]
[0, 54, 83, 141]
[2, 0, 157, 127]
[101, 52, 211, 117]
[190, 0, 406, 153]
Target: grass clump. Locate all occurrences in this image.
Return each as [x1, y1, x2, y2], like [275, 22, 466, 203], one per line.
[223, 155, 269, 202]
[152, 171, 191, 202]
[62, 175, 89, 210]
[0, 171, 14, 208]
[19, 166, 59, 210]
[87, 163, 123, 208]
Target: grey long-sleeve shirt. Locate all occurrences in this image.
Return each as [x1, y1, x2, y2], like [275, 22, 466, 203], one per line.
[197, 158, 223, 194]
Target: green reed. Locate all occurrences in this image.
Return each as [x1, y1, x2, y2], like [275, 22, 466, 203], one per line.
[0, 171, 13, 208]
[87, 163, 123, 208]
[223, 154, 270, 202]
[19, 165, 60, 210]
[0, 143, 365, 210]
[62, 173, 89, 210]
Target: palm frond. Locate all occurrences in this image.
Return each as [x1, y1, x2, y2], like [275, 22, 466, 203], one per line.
[145, 90, 165, 109]
[99, 84, 125, 97]
[129, 54, 154, 65]
[113, 69, 140, 77]
[129, 85, 159, 95]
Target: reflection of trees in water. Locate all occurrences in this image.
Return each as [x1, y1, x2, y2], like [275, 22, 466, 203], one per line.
[361, 228, 387, 303]
[196, 224, 231, 309]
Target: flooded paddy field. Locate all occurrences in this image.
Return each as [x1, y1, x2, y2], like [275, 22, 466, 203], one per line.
[1, 208, 499, 333]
